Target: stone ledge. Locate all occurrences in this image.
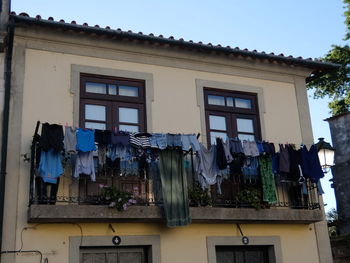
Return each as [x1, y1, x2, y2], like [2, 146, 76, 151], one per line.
[28, 205, 323, 224]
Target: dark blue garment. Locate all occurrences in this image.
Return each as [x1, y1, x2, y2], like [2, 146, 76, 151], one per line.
[271, 153, 279, 174]
[76, 128, 96, 152]
[300, 145, 324, 182]
[256, 141, 264, 154]
[242, 157, 259, 179]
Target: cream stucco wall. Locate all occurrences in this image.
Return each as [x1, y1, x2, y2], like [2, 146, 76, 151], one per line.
[1, 30, 332, 263]
[2, 223, 320, 263]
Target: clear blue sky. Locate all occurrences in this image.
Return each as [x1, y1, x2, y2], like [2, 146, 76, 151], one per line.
[12, 0, 346, 212]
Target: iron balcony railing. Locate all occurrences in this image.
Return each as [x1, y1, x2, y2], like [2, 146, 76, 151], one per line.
[28, 133, 320, 211]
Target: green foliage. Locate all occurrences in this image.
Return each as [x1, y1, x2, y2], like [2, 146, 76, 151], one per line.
[188, 185, 213, 206]
[100, 185, 136, 211]
[326, 208, 339, 238]
[307, 1, 350, 115]
[235, 188, 263, 210]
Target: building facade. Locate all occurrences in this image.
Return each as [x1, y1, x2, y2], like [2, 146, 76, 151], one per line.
[0, 13, 338, 263]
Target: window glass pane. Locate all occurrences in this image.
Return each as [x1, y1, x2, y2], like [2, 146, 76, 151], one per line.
[85, 104, 106, 121]
[108, 84, 117, 95]
[238, 133, 255, 141]
[210, 132, 227, 145]
[237, 118, 254, 133]
[119, 86, 139, 97]
[209, 115, 226, 131]
[226, 97, 234, 107]
[85, 122, 106, 130]
[208, 95, 225, 106]
[119, 108, 139, 124]
[85, 82, 106, 94]
[235, 98, 252, 109]
[119, 125, 139, 132]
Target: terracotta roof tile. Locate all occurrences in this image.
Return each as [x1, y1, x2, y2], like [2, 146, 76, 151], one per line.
[10, 12, 340, 71]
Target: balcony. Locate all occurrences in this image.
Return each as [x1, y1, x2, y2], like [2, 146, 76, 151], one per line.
[28, 139, 323, 224]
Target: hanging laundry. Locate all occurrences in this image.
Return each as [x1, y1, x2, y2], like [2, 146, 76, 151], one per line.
[111, 131, 130, 146]
[38, 148, 64, 184]
[130, 132, 151, 148]
[166, 134, 182, 148]
[107, 145, 133, 162]
[74, 151, 96, 181]
[287, 145, 301, 180]
[181, 134, 200, 152]
[150, 133, 167, 150]
[64, 126, 77, 153]
[300, 145, 324, 183]
[256, 141, 265, 154]
[95, 129, 112, 145]
[242, 140, 260, 157]
[39, 123, 64, 152]
[259, 155, 277, 204]
[241, 156, 259, 179]
[222, 138, 233, 164]
[262, 141, 276, 155]
[229, 153, 245, 175]
[76, 128, 96, 152]
[279, 144, 290, 173]
[159, 149, 191, 227]
[196, 143, 221, 192]
[216, 137, 228, 170]
[229, 138, 244, 154]
[271, 153, 280, 174]
[98, 145, 107, 166]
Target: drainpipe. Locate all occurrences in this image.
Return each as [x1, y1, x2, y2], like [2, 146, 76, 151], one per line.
[0, 15, 15, 256]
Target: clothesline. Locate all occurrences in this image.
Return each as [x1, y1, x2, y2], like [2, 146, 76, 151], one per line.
[34, 120, 315, 148]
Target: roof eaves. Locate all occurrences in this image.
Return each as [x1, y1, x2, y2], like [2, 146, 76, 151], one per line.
[11, 12, 340, 72]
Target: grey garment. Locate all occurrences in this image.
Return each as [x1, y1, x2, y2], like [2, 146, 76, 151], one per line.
[196, 143, 218, 189]
[242, 140, 260, 157]
[74, 151, 96, 181]
[64, 126, 77, 153]
[98, 145, 106, 166]
[222, 139, 233, 163]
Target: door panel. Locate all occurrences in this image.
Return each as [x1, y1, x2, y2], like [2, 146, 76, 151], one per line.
[118, 252, 143, 263]
[80, 247, 146, 263]
[216, 246, 270, 263]
[81, 253, 106, 263]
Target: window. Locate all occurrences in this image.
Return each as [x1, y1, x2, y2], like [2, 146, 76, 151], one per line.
[80, 74, 146, 132]
[216, 246, 270, 263]
[204, 88, 260, 144]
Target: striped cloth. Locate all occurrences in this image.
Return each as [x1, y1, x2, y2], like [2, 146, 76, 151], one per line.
[129, 133, 151, 148]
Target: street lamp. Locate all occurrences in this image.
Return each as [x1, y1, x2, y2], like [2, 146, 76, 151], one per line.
[315, 137, 335, 173]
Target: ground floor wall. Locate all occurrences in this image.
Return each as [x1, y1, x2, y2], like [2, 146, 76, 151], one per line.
[1, 222, 321, 263]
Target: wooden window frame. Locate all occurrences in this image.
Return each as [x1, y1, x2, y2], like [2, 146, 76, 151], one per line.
[79, 73, 147, 132]
[204, 88, 261, 145]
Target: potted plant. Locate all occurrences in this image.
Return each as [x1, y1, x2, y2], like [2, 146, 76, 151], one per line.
[99, 184, 137, 211]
